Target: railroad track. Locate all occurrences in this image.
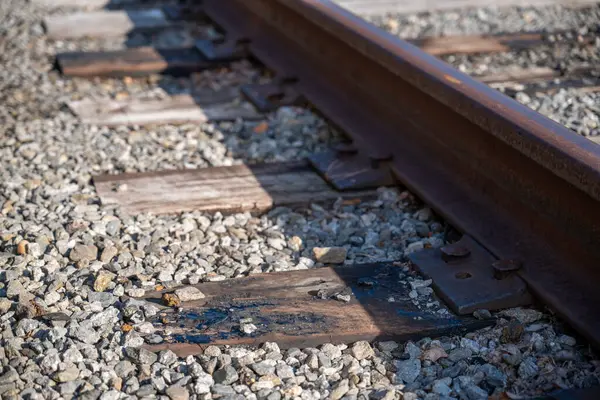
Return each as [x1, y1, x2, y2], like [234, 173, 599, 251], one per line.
[3, 0, 600, 398]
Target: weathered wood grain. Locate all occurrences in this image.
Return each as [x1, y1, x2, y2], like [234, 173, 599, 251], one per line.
[142, 263, 491, 355]
[94, 161, 379, 215]
[68, 95, 261, 126]
[410, 32, 545, 56]
[44, 9, 171, 40]
[478, 65, 597, 84]
[335, 0, 598, 16]
[32, 0, 112, 8]
[56, 46, 208, 77]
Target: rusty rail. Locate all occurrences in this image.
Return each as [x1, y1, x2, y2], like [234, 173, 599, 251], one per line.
[199, 0, 600, 347]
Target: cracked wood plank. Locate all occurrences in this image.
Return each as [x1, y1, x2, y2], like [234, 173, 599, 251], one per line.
[409, 32, 546, 56]
[140, 263, 491, 355]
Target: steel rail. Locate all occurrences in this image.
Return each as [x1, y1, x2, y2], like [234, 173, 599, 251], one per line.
[201, 0, 600, 347]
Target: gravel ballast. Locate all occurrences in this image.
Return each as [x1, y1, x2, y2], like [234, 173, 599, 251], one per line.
[0, 0, 599, 399]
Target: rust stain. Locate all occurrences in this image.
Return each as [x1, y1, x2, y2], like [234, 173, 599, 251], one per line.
[444, 75, 462, 85]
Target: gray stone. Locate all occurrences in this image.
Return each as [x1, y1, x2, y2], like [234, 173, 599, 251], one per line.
[68, 326, 100, 344]
[394, 359, 421, 384]
[404, 342, 422, 359]
[174, 286, 205, 301]
[499, 308, 543, 324]
[317, 352, 331, 367]
[124, 347, 158, 365]
[460, 338, 481, 354]
[136, 384, 157, 397]
[267, 391, 282, 400]
[214, 365, 239, 385]
[58, 380, 82, 395]
[276, 364, 295, 380]
[62, 347, 84, 363]
[432, 378, 452, 396]
[464, 384, 488, 400]
[6, 280, 27, 300]
[518, 357, 539, 379]
[241, 323, 258, 335]
[409, 279, 432, 290]
[87, 291, 116, 307]
[80, 389, 103, 400]
[306, 354, 319, 369]
[89, 306, 119, 327]
[441, 362, 466, 379]
[166, 385, 190, 400]
[480, 364, 506, 388]
[204, 346, 222, 357]
[378, 341, 399, 352]
[69, 244, 98, 262]
[320, 343, 342, 359]
[448, 348, 472, 363]
[159, 350, 179, 366]
[0, 368, 19, 385]
[99, 390, 121, 400]
[351, 341, 374, 360]
[114, 360, 136, 378]
[558, 334, 577, 347]
[212, 384, 236, 396]
[0, 299, 12, 314]
[192, 371, 214, 394]
[251, 361, 275, 376]
[330, 379, 349, 400]
[53, 366, 80, 382]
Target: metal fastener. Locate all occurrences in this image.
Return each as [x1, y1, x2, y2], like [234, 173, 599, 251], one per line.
[440, 242, 471, 262]
[492, 259, 522, 280]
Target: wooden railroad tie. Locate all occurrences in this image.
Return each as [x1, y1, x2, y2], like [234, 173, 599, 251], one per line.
[43, 8, 174, 40]
[56, 38, 249, 78]
[93, 160, 383, 216]
[138, 263, 492, 356]
[68, 94, 261, 127]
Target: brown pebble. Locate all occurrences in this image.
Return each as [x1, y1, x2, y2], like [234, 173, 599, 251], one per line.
[1, 200, 13, 214]
[501, 319, 524, 344]
[162, 293, 181, 307]
[422, 347, 448, 362]
[121, 324, 133, 332]
[16, 240, 29, 255]
[111, 376, 123, 391]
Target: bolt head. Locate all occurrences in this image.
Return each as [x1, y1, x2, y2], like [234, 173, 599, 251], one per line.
[492, 259, 522, 272]
[441, 243, 471, 258]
